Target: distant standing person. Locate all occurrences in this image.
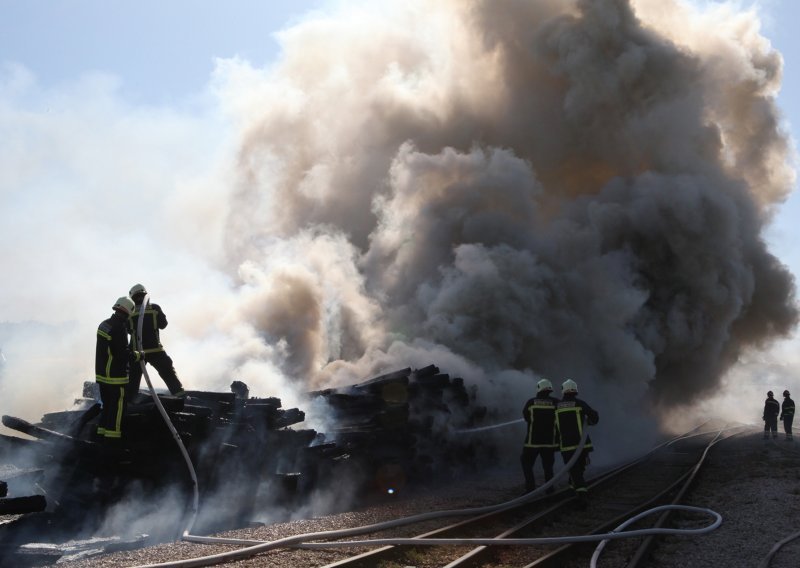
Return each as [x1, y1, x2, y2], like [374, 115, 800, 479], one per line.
[763, 391, 779, 439]
[780, 390, 795, 441]
[127, 283, 186, 398]
[520, 378, 560, 494]
[555, 379, 599, 510]
[96, 297, 138, 440]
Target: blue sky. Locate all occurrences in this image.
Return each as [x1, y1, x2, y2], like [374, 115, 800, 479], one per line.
[1, 0, 325, 105]
[759, 0, 800, 275]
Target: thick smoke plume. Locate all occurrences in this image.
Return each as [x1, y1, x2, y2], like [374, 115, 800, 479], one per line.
[220, 0, 797, 411]
[0, 0, 796, 440]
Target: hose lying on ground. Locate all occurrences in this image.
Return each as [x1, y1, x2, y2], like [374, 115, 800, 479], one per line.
[128, 362, 721, 568]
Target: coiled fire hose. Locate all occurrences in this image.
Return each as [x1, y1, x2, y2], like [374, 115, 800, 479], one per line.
[136, 293, 200, 535]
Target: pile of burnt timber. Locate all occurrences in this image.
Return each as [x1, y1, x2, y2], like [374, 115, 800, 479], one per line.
[0, 364, 489, 565]
[307, 364, 490, 491]
[0, 383, 323, 565]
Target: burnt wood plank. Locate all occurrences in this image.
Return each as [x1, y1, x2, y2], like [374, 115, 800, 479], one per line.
[0, 495, 46, 515]
[1, 416, 97, 450]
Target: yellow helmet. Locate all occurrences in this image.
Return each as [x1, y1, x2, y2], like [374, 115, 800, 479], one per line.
[562, 379, 578, 394]
[113, 296, 135, 315]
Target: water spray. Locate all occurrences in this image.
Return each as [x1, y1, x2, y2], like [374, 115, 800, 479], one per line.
[455, 418, 524, 433]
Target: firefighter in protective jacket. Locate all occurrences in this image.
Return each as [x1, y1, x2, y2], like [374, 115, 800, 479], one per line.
[555, 379, 599, 509]
[127, 283, 186, 398]
[780, 390, 795, 441]
[763, 391, 779, 439]
[96, 297, 139, 440]
[520, 378, 559, 493]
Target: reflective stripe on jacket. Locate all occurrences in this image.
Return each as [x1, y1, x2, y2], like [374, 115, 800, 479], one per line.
[764, 398, 780, 418]
[95, 312, 130, 385]
[129, 302, 167, 353]
[555, 396, 598, 452]
[782, 397, 795, 418]
[522, 395, 559, 448]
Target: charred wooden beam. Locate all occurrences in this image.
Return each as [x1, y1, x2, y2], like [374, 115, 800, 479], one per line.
[411, 364, 439, 379]
[182, 390, 235, 414]
[269, 408, 305, 429]
[0, 495, 46, 515]
[1, 416, 96, 451]
[353, 368, 411, 393]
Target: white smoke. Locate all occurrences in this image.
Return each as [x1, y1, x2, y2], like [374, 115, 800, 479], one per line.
[0, 0, 797, 455]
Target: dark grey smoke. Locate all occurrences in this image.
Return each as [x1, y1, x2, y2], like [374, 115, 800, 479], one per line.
[218, 0, 796, 416]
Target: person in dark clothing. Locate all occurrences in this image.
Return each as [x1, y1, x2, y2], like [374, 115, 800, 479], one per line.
[127, 283, 186, 399]
[520, 378, 560, 494]
[780, 390, 795, 441]
[555, 379, 599, 510]
[96, 297, 139, 440]
[763, 391, 780, 439]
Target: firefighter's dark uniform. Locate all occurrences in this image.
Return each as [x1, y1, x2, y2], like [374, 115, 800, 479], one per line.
[128, 301, 185, 398]
[96, 310, 131, 439]
[555, 394, 599, 506]
[521, 391, 559, 493]
[781, 394, 795, 441]
[763, 394, 779, 439]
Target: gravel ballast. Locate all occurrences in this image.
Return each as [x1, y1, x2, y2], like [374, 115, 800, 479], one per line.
[53, 428, 800, 568]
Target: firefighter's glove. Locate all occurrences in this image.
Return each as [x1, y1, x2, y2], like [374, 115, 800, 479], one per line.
[134, 350, 146, 362]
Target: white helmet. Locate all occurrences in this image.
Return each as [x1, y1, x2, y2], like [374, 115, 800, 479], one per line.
[113, 296, 135, 315]
[129, 283, 147, 296]
[562, 379, 578, 394]
[537, 378, 553, 393]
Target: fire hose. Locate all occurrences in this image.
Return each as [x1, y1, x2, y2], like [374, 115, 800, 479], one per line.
[759, 529, 800, 568]
[129, 407, 721, 568]
[135, 293, 200, 535]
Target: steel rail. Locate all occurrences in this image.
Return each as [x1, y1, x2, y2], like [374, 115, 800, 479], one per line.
[314, 423, 732, 568]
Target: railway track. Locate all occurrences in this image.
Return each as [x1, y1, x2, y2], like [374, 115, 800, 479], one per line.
[289, 423, 743, 568]
[118, 422, 740, 568]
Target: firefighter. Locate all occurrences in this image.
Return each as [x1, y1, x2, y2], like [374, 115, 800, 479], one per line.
[96, 297, 140, 440]
[763, 391, 779, 439]
[555, 379, 599, 509]
[780, 390, 795, 441]
[520, 378, 560, 494]
[127, 283, 186, 398]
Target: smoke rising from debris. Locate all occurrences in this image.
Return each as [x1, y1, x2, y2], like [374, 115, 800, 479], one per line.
[0, 0, 796, 433]
[220, 0, 798, 410]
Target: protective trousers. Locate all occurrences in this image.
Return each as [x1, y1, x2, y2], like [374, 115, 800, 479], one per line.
[765, 416, 778, 438]
[520, 447, 555, 492]
[97, 383, 126, 439]
[128, 351, 184, 398]
[561, 448, 590, 494]
[784, 416, 794, 440]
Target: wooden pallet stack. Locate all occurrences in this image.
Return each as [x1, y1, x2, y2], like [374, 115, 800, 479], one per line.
[307, 364, 489, 492]
[0, 364, 490, 563]
[0, 383, 324, 561]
